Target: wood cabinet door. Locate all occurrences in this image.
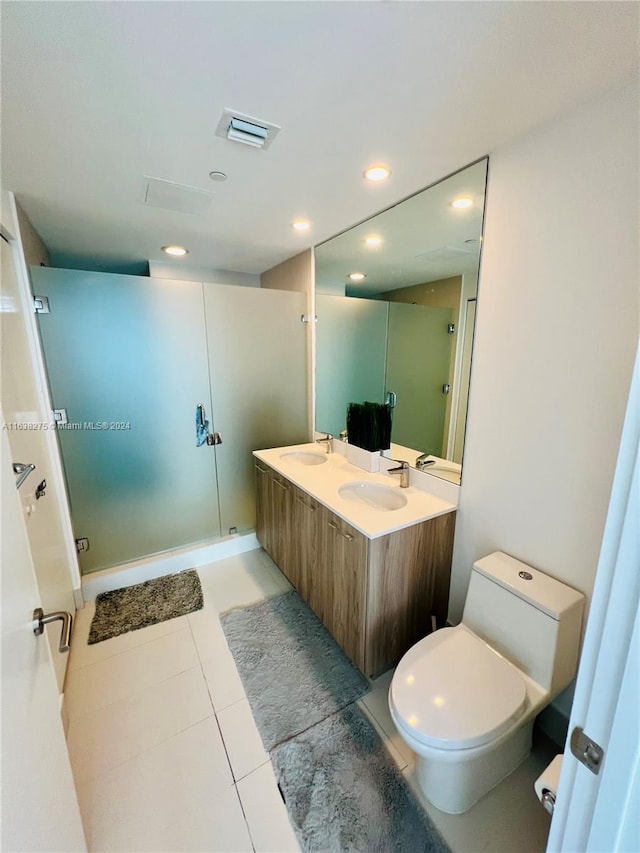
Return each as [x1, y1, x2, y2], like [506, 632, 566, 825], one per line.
[271, 472, 296, 586]
[291, 486, 319, 600]
[318, 507, 368, 670]
[254, 462, 273, 555]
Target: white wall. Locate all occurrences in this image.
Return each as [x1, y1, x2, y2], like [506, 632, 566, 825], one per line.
[451, 78, 639, 641]
[260, 249, 313, 295]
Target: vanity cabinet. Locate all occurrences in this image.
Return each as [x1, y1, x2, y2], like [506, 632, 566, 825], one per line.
[316, 506, 368, 667]
[255, 460, 455, 677]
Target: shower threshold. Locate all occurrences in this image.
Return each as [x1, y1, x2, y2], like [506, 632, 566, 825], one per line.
[80, 530, 259, 603]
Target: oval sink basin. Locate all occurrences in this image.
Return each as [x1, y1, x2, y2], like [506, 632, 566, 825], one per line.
[338, 481, 408, 511]
[280, 451, 328, 466]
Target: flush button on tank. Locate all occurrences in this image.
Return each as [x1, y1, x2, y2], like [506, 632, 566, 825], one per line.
[519, 571, 533, 580]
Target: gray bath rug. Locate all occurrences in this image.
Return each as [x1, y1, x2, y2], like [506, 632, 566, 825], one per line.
[273, 704, 449, 853]
[88, 569, 203, 644]
[220, 590, 369, 750]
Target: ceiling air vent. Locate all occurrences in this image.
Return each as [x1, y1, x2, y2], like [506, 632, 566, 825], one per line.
[142, 177, 214, 215]
[215, 108, 281, 150]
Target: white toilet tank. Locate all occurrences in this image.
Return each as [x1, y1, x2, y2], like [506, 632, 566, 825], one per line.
[462, 552, 584, 695]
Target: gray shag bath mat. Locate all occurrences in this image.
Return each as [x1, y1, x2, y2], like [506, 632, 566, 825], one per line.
[273, 704, 449, 853]
[88, 569, 203, 644]
[220, 590, 369, 750]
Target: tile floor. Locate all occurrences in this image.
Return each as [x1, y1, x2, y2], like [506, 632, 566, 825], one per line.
[65, 548, 555, 853]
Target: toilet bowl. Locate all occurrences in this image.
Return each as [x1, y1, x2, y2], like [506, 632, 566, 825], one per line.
[389, 551, 584, 814]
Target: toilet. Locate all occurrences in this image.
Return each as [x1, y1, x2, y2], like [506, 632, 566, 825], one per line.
[389, 551, 584, 814]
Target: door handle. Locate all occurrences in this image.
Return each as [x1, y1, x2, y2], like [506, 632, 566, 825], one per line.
[13, 462, 36, 490]
[33, 608, 73, 653]
[328, 520, 354, 541]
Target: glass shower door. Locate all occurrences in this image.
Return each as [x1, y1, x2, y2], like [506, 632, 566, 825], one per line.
[385, 302, 453, 456]
[32, 267, 221, 573]
[203, 284, 308, 534]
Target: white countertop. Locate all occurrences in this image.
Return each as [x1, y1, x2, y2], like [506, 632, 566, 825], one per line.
[253, 442, 457, 539]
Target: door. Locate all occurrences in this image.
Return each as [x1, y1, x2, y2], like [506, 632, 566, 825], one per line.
[271, 471, 296, 586]
[452, 298, 476, 463]
[203, 284, 308, 535]
[31, 267, 222, 573]
[547, 343, 639, 852]
[255, 461, 273, 555]
[1, 233, 77, 691]
[317, 506, 367, 668]
[1, 422, 86, 851]
[385, 303, 453, 456]
[292, 485, 319, 601]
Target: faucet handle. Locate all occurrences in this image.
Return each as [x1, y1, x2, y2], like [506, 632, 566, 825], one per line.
[315, 433, 334, 453]
[387, 459, 410, 487]
[416, 453, 436, 469]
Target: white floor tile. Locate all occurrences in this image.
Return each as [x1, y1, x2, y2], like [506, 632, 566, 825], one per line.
[237, 761, 301, 853]
[76, 717, 234, 851]
[217, 697, 269, 781]
[197, 550, 290, 615]
[64, 627, 199, 720]
[67, 666, 214, 783]
[200, 645, 247, 712]
[188, 604, 229, 662]
[69, 599, 190, 672]
[136, 786, 254, 852]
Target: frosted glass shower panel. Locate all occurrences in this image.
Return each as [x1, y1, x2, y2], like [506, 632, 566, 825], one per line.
[385, 303, 453, 456]
[204, 284, 308, 534]
[32, 267, 221, 573]
[316, 294, 388, 437]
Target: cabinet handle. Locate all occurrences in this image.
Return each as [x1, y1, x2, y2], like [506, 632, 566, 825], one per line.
[255, 465, 268, 475]
[274, 479, 289, 491]
[328, 520, 354, 542]
[296, 494, 316, 512]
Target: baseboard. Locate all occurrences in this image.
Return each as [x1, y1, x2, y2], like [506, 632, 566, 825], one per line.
[81, 531, 260, 600]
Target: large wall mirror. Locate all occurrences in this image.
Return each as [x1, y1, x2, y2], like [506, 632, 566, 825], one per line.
[314, 158, 487, 484]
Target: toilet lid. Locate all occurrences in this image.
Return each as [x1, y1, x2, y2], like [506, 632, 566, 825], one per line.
[390, 627, 527, 750]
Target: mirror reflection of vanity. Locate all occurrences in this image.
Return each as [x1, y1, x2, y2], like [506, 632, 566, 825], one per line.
[314, 158, 488, 484]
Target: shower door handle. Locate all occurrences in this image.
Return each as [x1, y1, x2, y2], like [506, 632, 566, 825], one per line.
[206, 432, 222, 446]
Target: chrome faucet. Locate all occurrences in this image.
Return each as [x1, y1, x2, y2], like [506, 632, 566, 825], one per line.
[387, 459, 410, 488]
[416, 453, 436, 470]
[315, 433, 333, 454]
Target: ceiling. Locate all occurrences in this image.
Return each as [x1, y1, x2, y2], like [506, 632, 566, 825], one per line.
[1, 2, 637, 277]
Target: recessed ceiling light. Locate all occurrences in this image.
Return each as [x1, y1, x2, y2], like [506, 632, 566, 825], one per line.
[451, 196, 474, 209]
[162, 244, 189, 257]
[348, 272, 367, 281]
[292, 219, 311, 232]
[363, 164, 391, 182]
[365, 234, 383, 247]
[209, 171, 227, 182]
